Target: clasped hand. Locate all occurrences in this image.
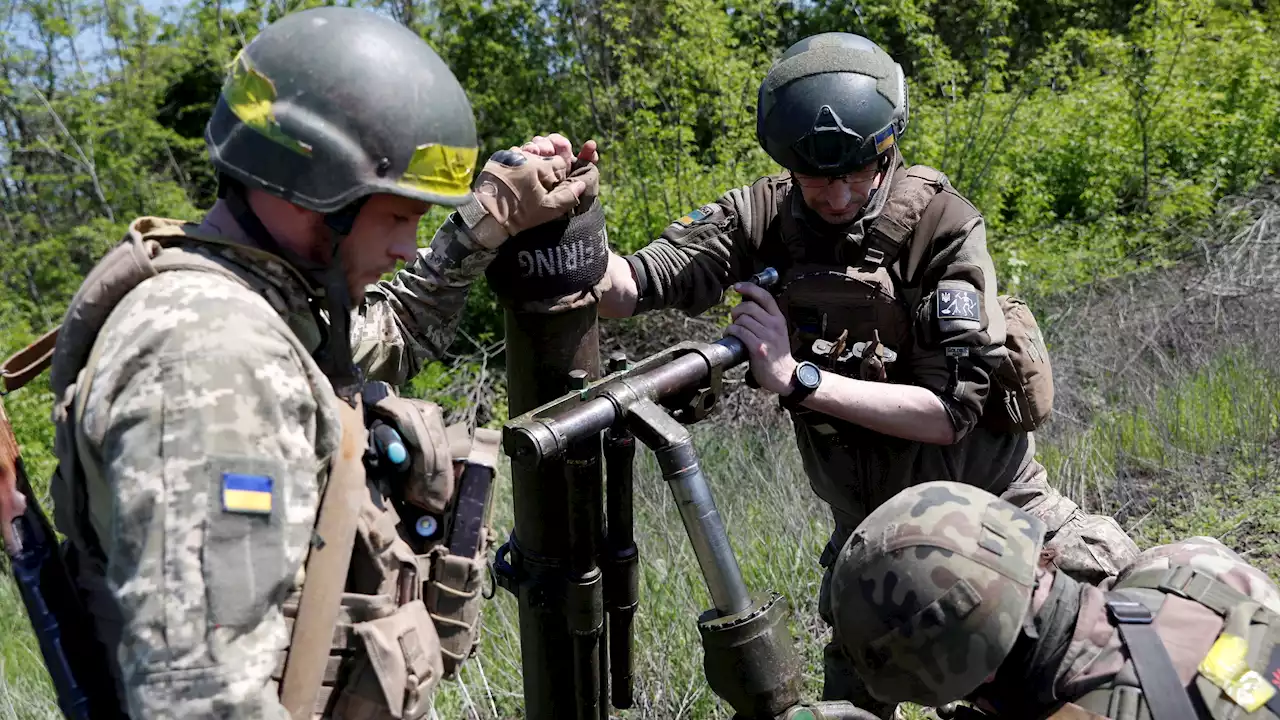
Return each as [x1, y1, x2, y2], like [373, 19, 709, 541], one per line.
[723, 282, 797, 397]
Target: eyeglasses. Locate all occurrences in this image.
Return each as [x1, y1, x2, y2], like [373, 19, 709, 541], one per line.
[792, 159, 883, 188]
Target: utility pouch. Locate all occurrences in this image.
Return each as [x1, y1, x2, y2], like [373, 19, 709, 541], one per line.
[338, 599, 444, 720]
[365, 389, 454, 515]
[982, 296, 1054, 433]
[423, 548, 488, 678]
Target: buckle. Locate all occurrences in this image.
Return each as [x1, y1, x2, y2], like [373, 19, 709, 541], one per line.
[1106, 599, 1154, 624]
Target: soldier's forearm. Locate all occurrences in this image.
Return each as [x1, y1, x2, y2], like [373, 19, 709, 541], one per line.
[796, 371, 957, 445]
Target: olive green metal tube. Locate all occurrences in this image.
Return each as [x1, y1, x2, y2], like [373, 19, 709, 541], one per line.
[504, 305, 603, 720]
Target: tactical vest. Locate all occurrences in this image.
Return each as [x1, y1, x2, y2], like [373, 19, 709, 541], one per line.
[769, 165, 1054, 434]
[1066, 566, 1280, 720]
[25, 218, 493, 719]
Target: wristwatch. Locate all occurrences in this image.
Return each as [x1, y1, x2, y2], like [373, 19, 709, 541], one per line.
[780, 361, 822, 410]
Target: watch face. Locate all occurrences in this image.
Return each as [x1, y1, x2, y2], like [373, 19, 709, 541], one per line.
[797, 362, 822, 389]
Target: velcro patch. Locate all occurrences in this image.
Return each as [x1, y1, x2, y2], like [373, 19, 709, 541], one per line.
[937, 289, 980, 322]
[222, 472, 273, 515]
[676, 203, 719, 227]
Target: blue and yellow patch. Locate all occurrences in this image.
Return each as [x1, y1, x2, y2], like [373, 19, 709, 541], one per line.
[222, 473, 273, 515]
[676, 203, 718, 227]
[873, 126, 897, 155]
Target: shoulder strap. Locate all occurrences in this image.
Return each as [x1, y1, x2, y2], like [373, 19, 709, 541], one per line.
[1119, 566, 1274, 622]
[862, 165, 949, 270]
[1106, 592, 1202, 720]
[279, 395, 367, 719]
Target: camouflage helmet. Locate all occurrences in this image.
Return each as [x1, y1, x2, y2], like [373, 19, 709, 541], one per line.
[756, 33, 909, 176]
[205, 6, 478, 214]
[829, 482, 1047, 707]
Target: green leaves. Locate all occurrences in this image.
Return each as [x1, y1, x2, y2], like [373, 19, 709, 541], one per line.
[1, 0, 1277, 372]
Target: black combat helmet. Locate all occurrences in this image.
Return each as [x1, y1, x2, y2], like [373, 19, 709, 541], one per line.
[205, 6, 479, 215]
[757, 33, 909, 177]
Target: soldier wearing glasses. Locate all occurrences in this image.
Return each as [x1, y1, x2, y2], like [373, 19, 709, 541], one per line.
[529, 32, 1141, 717]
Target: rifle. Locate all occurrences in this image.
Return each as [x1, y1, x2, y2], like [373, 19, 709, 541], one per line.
[0, 388, 125, 719]
[496, 266, 878, 720]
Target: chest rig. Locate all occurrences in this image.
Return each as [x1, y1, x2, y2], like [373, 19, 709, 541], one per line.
[771, 166, 960, 384]
[1065, 567, 1280, 720]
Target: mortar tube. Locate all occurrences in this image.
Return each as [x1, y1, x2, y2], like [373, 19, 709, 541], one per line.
[504, 304, 602, 720]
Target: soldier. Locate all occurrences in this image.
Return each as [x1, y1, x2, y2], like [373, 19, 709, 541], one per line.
[523, 31, 1138, 715]
[35, 6, 595, 718]
[829, 481, 1280, 720]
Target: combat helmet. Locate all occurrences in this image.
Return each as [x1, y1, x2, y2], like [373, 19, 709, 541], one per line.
[205, 6, 479, 222]
[829, 482, 1047, 707]
[756, 32, 908, 176]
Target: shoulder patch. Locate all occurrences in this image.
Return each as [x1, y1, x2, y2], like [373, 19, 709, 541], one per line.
[222, 472, 274, 515]
[675, 203, 720, 227]
[937, 288, 980, 322]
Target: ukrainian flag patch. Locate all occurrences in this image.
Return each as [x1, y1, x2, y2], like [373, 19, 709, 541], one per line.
[873, 126, 897, 155]
[676, 204, 718, 227]
[221, 473, 273, 515]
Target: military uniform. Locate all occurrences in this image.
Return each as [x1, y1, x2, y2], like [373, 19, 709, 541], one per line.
[46, 209, 495, 718]
[625, 156, 1139, 706]
[22, 4, 604, 715]
[830, 482, 1280, 720]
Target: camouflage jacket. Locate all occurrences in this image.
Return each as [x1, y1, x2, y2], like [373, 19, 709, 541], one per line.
[1052, 537, 1280, 719]
[51, 207, 493, 718]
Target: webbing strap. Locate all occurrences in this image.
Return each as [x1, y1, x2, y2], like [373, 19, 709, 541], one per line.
[1119, 566, 1270, 623]
[0, 326, 59, 394]
[279, 396, 367, 719]
[1106, 594, 1201, 720]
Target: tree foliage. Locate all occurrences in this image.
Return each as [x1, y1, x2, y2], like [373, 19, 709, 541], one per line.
[1, 0, 1278, 356]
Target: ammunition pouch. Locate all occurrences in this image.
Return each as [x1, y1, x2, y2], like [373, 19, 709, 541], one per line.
[776, 265, 912, 385]
[342, 599, 444, 720]
[365, 390, 457, 515]
[424, 544, 490, 677]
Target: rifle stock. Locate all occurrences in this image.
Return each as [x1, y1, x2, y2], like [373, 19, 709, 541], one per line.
[1, 396, 124, 719]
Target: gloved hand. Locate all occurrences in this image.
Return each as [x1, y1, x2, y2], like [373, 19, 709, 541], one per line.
[460, 148, 600, 250]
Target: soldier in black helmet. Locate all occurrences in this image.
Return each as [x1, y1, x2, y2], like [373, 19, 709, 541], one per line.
[41, 6, 594, 718]
[523, 32, 1137, 717]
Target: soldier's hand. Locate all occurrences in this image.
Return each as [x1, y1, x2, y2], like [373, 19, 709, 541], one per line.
[724, 282, 797, 396]
[521, 133, 600, 167]
[470, 147, 598, 247]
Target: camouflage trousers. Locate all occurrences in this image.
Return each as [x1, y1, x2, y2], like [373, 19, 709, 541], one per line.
[816, 465, 1140, 718]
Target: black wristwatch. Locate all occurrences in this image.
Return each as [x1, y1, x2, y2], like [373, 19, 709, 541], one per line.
[780, 361, 822, 410]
